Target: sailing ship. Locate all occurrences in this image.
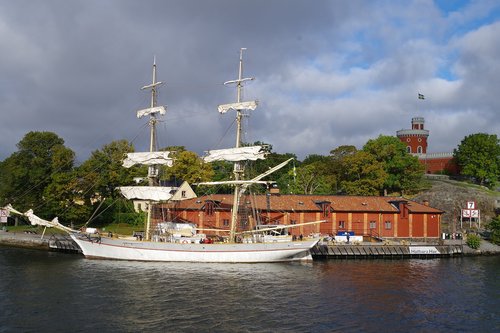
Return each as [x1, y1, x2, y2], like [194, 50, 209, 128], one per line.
[6, 51, 320, 262]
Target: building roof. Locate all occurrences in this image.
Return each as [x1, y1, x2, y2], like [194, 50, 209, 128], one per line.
[162, 194, 443, 214]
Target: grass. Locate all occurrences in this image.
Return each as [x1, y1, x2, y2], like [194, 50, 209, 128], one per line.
[2, 225, 66, 235]
[99, 223, 140, 236]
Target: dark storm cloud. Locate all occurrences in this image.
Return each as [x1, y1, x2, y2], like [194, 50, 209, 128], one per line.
[0, 0, 499, 163]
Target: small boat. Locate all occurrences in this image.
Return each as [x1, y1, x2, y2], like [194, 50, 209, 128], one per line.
[8, 50, 320, 262]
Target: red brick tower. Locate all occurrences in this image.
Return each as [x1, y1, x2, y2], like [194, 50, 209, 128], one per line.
[396, 117, 429, 154]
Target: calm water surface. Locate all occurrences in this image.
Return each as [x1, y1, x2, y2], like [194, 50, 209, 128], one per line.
[0, 247, 499, 332]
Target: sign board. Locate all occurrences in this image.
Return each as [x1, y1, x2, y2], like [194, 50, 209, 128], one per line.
[0, 209, 9, 223]
[462, 207, 480, 218]
[461, 202, 481, 229]
[409, 246, 440, 255]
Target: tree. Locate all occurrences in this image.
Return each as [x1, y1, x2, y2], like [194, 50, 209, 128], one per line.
[454, 133, 500, 187]
[487, 216, 500, 245]
[340, 151, 387, 195]
[248, 150, 298, 194]
[77, 140, 135, 202]
[327, 145, 358, 193]
[329, 145, 357, 160]
[288, 162, 331, 194]
[0, 131, 75, 218]
[162, 150, 214, 184]
[362, 135, 424, 195]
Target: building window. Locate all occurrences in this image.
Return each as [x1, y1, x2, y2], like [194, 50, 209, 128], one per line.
[385, 221, 392, 229]
[205, 201, 215, 215]
[339, 221, 345, 229]
[417, 146, 423, 153]
[369, 221, 376, 229]
[406, 138, 411, 142]
[223, 219, 229, 226]
[181, 190, 186, 198]
[418, 137, 422, 142]
[406, 146, 411, 153]
[323, 204, 330, 217]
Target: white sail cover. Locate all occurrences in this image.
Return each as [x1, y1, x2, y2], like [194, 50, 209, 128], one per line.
[4, 204, 22, 216]
[23, 209, 75, 232]
[203, 146, 266, 162]
[136, 106, 167, 118]
[122, 152, 173, 168]
[3, 205, 76, 232]
[119, 186, 174, 201]
[218, 100, 258, 114]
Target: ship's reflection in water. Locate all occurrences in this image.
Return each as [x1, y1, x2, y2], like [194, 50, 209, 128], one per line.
[1, 248, 498, 332]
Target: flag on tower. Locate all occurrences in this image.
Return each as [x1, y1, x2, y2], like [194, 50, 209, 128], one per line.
[418, 93, 425, 100]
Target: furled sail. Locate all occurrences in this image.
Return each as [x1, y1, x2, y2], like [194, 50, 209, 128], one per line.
[122, 152, 173, 168]
[136, 106, 167, 118]
[23, 209, 75, 232]
[118, 186, 174, 201]
[3, 204, 22, 216]
[4, 204, 75, 232]
[217, 100, 257, 114]
[203, 146, 266, 162]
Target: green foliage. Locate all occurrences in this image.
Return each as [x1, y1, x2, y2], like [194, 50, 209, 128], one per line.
[162, 150, 214, 184]
[466, 233, 481, 249]
[330, 145, 357, 160]
[487, 216, 500, 245]
[0, 131, 75, 218]
[340, 151, 387, 195]
[77, 140, 135, 201]
[89, 198, 145, 228]
[249, 151, 298, 194]
[43, 171, 93, 226]
[363, 135, 424, 195]
[302, 154, 330, 166]
[288, 162, 331, 194]
[454, 133, 500, 187]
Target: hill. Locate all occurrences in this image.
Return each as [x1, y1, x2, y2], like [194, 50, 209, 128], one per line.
[412, 175, 500, 233]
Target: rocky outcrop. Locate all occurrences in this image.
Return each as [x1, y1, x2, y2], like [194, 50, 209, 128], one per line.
[412, 177, 499, 233]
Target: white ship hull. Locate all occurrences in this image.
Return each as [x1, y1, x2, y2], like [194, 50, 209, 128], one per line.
[70, 234, 318, 263]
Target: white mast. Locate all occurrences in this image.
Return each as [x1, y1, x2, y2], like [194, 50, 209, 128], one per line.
[142, 58, 163, 240]
[226, 48, 254, 242]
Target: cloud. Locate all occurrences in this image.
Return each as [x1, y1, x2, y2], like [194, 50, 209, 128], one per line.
[0, 0, 499, 164]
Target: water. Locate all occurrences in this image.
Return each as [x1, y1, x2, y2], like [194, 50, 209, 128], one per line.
[0, 248, 499, 333]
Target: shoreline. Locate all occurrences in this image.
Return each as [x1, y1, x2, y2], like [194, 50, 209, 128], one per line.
[2, 230, 499, 258]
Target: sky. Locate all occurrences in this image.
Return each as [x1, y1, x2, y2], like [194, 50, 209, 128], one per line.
[1, 0, 500, 164]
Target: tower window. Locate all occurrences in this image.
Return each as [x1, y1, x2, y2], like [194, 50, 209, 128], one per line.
[417, 146, 423, 153]
[406, 146, 411, 153]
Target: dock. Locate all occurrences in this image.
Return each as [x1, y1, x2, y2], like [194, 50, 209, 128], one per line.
[311, 243, 463, 259]
[0, 231, 81, 253]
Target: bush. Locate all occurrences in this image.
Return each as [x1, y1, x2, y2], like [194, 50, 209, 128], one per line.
[466, 234, 481, 249]
[487, 216, 500, 245]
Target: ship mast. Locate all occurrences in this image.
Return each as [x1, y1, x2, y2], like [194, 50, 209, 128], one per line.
[141, 58, 163, 239]
[225, 48, 254, 242]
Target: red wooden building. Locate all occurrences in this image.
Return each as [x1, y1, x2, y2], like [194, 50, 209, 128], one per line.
[154, 194, 443, 241]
